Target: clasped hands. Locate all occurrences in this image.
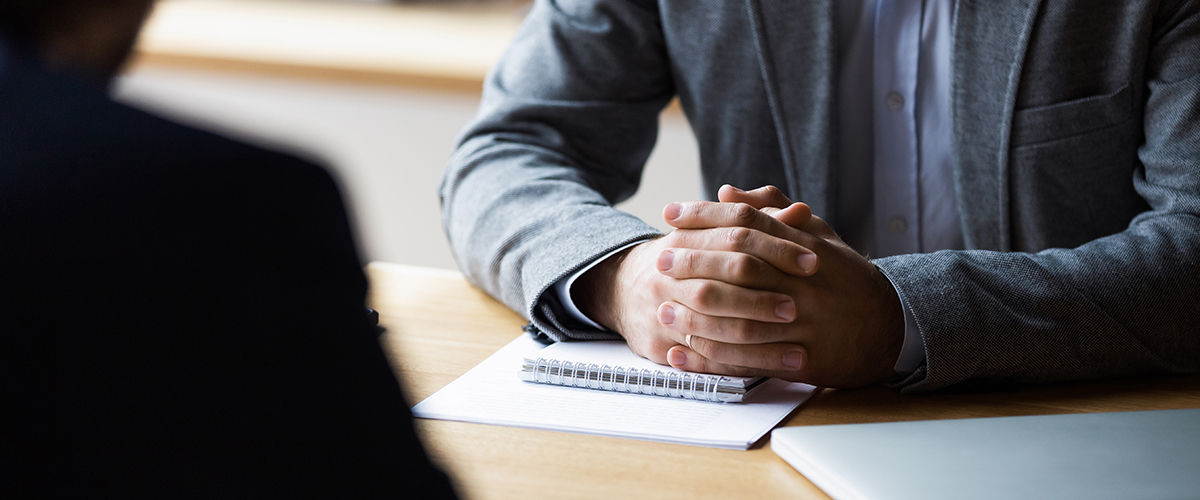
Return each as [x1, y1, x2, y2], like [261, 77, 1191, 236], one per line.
[575, 185, 905, 388]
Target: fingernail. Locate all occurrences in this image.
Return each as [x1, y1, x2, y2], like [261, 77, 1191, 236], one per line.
[798, 253, 817, 273]
[729, 185, 745, 193]
[657, 250, 675, 272]
[669, 349, 688, 366]
[776, 300, 796, 321]
[783, 350, 804, 369]
[664, 203, 682, 220]
[659, 304, 676, 325]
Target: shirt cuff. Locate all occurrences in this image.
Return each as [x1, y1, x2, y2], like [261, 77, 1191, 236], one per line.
[890, 281, 927, 376]
[552, 241, 645, 331]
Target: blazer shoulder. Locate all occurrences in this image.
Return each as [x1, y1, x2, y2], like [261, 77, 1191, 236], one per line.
[0, 57, 335, 195]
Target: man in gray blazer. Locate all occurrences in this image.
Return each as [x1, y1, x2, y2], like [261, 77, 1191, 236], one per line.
[441, 0, 1200, 392]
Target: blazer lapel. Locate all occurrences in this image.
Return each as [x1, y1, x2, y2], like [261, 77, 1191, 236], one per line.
[745, 0, 836, 219]
[951, 0, 1044, 251]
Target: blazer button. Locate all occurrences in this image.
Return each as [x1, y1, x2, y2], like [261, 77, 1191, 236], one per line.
[888, 216, 908, 233]
[886, 91, 904, 111]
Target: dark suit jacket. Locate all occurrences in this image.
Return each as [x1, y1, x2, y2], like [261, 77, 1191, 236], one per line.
[0, 42, 456, 498]
[442, 0, 1200, 392]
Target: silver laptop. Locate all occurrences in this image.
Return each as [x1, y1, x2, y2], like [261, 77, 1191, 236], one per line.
[771, 408, 1200, 500]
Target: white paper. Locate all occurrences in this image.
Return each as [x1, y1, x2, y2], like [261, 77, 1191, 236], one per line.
[412, 335, 819, 450]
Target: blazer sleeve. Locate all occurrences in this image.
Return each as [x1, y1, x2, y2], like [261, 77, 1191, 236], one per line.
[877, 4, 1200, 393]
[441, 0, 670, 341]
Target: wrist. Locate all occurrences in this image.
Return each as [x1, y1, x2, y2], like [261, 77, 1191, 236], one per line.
[574, 246, 637, 331]
[872, 266, 906, 381]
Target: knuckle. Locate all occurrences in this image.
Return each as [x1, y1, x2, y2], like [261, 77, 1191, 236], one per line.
[777, 242, 801, 268]
[725, 227, 752, 248]
[687, 354, 712, 373]
[662, 230, 683, 246]
[689, 281, 716, 307]
[678, 249, 699, 274]
[645, 338, 675, 363]
[692, 336, 716, 359]
[732, 202, 757, 224]
[678, 306, 698, 332]
[755, 350, 781, 370]
[627, 337, 654, 360]
[647, 271, 673, 296]
[728, 254, 756, 280]
[724, 321, 754, 344]
[753, 293, 776, 318]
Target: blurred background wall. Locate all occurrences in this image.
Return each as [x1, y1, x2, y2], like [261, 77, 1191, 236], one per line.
[115, 0, 702, 270]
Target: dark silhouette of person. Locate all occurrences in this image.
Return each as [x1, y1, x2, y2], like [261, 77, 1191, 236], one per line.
[0, 1, 457, 497]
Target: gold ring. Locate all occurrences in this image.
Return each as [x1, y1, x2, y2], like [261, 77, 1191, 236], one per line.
[685, 334, 694, 350]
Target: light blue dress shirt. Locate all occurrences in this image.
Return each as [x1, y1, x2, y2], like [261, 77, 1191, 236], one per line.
[555, 0, 961, 376]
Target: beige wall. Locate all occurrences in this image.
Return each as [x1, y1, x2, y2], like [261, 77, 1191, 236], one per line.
[114, 66, 702, 270]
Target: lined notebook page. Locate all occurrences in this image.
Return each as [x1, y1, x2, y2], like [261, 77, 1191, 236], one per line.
[412, 335, 818, 450]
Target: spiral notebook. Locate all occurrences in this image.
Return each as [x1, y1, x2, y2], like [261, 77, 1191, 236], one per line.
[519, 340, 769, 403]
[413, 335, 818, 450]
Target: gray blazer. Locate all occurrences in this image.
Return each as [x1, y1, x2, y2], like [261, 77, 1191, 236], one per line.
[441, 0, 1200, 392]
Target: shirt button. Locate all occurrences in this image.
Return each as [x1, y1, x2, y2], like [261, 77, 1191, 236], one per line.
[888, 216, 907, 233]
[886, 91, 904, 111]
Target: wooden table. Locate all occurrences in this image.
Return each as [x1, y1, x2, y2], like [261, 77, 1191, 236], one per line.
[367, 262, 1200, 500]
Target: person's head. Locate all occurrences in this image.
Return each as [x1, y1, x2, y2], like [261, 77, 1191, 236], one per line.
[0, 0, 154, 79]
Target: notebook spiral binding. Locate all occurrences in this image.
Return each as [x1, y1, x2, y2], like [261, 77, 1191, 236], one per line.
[529, 357, 730, 402]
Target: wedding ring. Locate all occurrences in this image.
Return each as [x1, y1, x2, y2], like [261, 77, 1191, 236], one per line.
[684, 334, 694, 350]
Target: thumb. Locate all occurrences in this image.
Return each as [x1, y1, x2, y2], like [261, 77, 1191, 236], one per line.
[717, 184, 793, 209]
[766, 202, 812, 229]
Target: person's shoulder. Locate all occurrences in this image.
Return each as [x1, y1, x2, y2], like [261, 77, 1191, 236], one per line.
[0, 55, 334, 196]
[0, 55, 353, 268]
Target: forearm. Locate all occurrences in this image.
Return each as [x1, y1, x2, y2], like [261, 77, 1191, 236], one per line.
[878, 213, 1200, 392]
[440, 0, 676, 333]
[441, 143, 660, 332]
